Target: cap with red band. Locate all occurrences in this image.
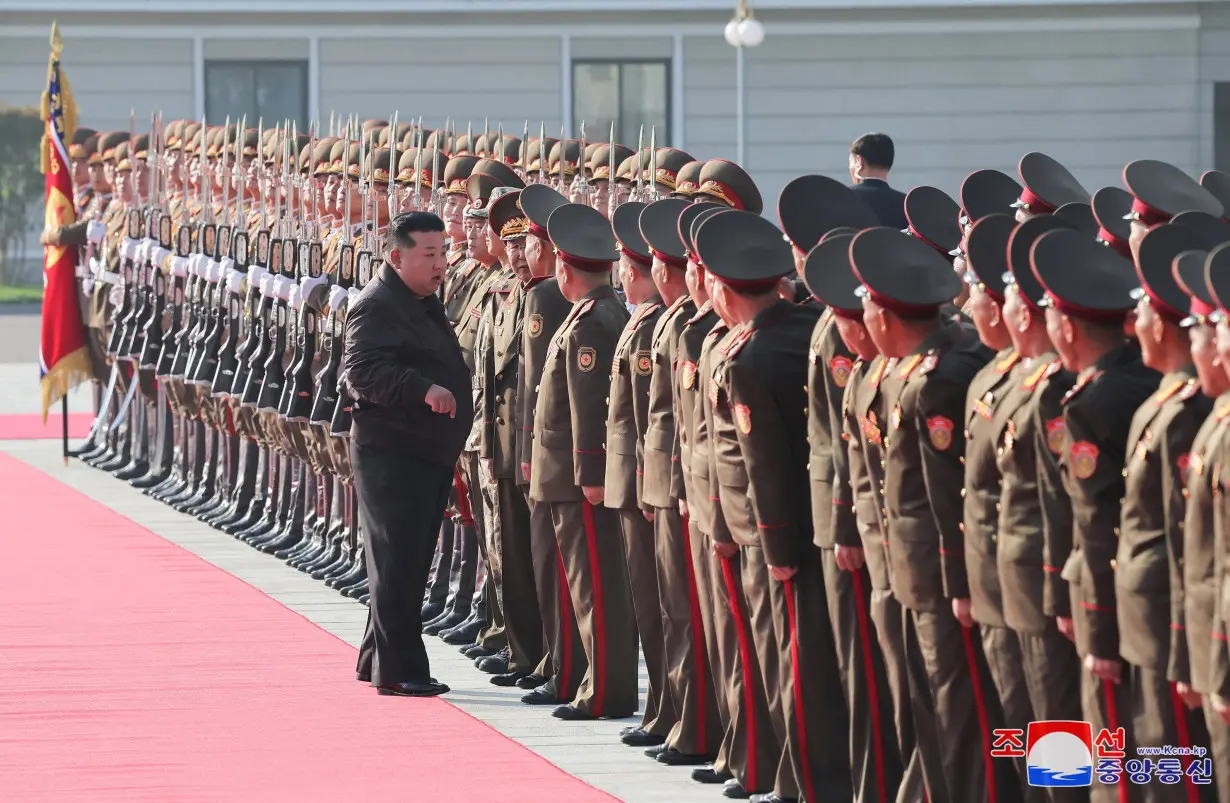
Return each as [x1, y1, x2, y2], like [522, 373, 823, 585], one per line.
[694, 159, 763, 215]
[519, 183, 568, 242]
[850, 227, 962, 317]
[1133, 224, 1205, 325]
[802, 231, 861, 318]
[777, 174, 878, 254]
[694, 209, 792, 294]
[638, 198, 690, 269]
[1006, 215, 1075, 311]
[612, 201, 653, 268]
[1123, 160, 1223, 229]
[547, 202, 619, 273]
[1012, 151, 1089, 214]
[904, 185, 961, 260]
[1030, 228, 1137, 323]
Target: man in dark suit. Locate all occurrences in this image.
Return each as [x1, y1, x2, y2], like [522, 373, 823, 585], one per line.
[848, 133, 908, 230]
[344, 211, 475, 698]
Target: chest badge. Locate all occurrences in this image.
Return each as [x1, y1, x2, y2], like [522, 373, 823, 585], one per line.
[829, 356, 852, 389]
[577, 346, 597, 372]
[1070, 440, 1099, 480]
[734, 403, 752, 435]
[927, 416, 954, 451]
[1045, 417, 1066, 455]
[1004, 419, 1016, 452]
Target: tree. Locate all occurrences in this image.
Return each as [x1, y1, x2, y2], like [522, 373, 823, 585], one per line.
[0, 107, 46, 285]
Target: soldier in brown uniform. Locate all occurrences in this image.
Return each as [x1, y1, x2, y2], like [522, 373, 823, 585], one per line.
[1117, 222, 1219, 802]
[851, 227, 1021, 802]
[529, 202, 638, 721]
[475, 190, 546, 687]
[697, 209, 847, 803]
[960, 212, 1046, 803]
[998, 213, 1086, 803]
[604, 198, 676, 748]
[783, 174, 900, 803]
[639, 198, 726, 763]
[1195, 246, 1230, 785]
[1030, 227, 1160, 803]
[516, 183, 586, 707]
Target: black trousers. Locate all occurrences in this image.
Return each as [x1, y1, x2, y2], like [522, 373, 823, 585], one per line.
[353, 441, 455, 687]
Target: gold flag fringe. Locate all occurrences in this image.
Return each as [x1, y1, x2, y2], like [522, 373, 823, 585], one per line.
[40, 347, 92, 423]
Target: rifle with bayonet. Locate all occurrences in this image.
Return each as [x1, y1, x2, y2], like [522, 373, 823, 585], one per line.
[255, 124, 294, 413]
[311, 121, 353, 428]
[140, 112, 175, 370]
[329, 125, 370, 437]
[108, 111, 143, 358]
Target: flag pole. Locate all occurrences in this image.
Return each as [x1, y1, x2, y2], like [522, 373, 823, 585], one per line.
[62, 395, 69, 465]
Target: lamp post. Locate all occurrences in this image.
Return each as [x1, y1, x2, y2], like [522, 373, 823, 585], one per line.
[724, 0, 765, 166]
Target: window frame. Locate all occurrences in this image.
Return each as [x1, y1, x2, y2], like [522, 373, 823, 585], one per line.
[204, 58, 309, 129]
[571, 57, 672, 146]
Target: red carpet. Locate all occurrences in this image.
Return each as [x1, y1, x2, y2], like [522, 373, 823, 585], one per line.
[0, 412, 93, 439]
[0, 451, 617, 802]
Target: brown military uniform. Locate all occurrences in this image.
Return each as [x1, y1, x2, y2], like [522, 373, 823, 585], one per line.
[962, 348, 1045, 803]
[644, 292, 723, 757]
[879, 318, 1021, 803]
[604, 293, 675, 737]
[719, 300, 852, 803]
[1060, 342, 1158, 803]
[517, 276, 584, 701]
[477, 272, 544, 674]
[1117, 369, 1216, 802]
[529, 284, 638, 718]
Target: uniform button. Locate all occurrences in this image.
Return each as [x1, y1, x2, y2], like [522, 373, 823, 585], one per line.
[534, 384, 540, 392]
[496, 417, 505, 425]
[602, 442, 606, 449]
[605, 397, 610, 404]
[1113, 527, 1121, 537]
[995, 503, 1001, 512]
[996, 448, 1003, 457]
[496, 373, 503, 381]
[964, 429, 970, 438]
[991, 533, 997, 543]
[960, 488, 966, 498]
[959, 456, 965, 465]
[958, 522, 965, 533]
[805, 462, 810, 470]
[1121, 469, 1128, 478]
[1110, 558, 1117, 571]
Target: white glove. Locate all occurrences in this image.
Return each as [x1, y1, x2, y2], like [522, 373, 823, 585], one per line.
[150, 246, 172, 267]
[347, 286, 361, 306]
[170, 256, 189, 278]
[226, 269, 247, 297]
[273, 276, 293, 301]
[108, 283, 123, 307]
[215, 258, 235, 284]
[288, 285, 302, 311]
[248, 265, 267, 289]
[300, 274, 327, 297]
[86, 220, 106, 245]
[121, 238, 139, 260]
[327, 285, 348, 315]
[259, 274, 275, 297]
[89, 256, 103, 277]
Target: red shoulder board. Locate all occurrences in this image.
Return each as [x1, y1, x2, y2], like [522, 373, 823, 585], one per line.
[721, 327, 754, 359]
[576, 298, 597, 316]
[995, 351, 1021, 375]
[1045, 359, 1063, 378]
[1022, 359, 1051, 391]
[685, 302, 714, 326]
[634, 301, 662, 327]
[1178, 379, 1201, 401]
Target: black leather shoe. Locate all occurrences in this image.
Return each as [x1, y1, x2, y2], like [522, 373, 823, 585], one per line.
[521, 687, 564, 706]
[377, 679, 450, 698]
[692, 766, 733, 784]
[476, 651, 509, 674]
[551, 704, 596, 721]
[658, 749, 715, 767]
[644, 743, 669, 758]
[357, 672, 371, 683]
[424, 609, 468, 636]
[441, 618, 483, 645]
[420, 600, 446, 623]
[749, 795, 796, 803]
[723, 780, 752, 800]
[490, 669, 531, 687]
[621, 728, 666, 747]
[462, 644, 494, 659]
[515, 673, 548, 690]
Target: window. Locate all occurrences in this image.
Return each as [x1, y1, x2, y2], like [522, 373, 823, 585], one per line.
[573, 60, 669, 148]
[1217, 83, 1230, 173]
[205, 60, 307, 129]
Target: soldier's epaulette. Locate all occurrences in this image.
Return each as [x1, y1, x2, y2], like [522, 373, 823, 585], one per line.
[494, 276, 515, 293]
[685, 301, 714, 326]
[897, 353, 924, 380]
[1217, 401, 1230, 421]
[1178, 378, 1201, 402]
[574, 297, 597, 318]
[819, 307, 835, 328]
[1060, 369, 1103, 405]
[1153, 378, 1188, 406]
[720, 327, 754, 359]
[1022, 359, 1052, 391]
[995, 351, 1021, 375]
[633, 301, 662, 327]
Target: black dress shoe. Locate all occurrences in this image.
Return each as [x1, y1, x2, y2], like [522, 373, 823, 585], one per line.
[657, 749, 715, 767]
[521, 686, 564, 706]
[377, 679, 450, 698]
[515, 673, 548, 690]
[357, 672, 371, 683]
[441, 618, 483, 645]
[723, 780, 752, 800]
[420, 600, 446, 623]
[551, 704, 596, 721]
[425, 609, 469, 636]
[462, 644, 494, 659]
[621, 728, 666, 747]
[692, 766, 733, 784]
[490, 669, 532, 687]
[476, 652, 509, 674]
[750, 795, 796, 803]
[644, 743, 669, 758]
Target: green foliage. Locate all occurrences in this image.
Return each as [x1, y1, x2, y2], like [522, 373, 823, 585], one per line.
[0, 283, 43, 303]
[0, 107, 46, 284]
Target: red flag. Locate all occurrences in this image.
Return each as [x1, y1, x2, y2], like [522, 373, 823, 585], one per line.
[39, 22, 91, 421]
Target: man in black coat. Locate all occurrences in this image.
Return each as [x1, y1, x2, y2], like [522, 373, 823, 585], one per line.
[849, 133, 908, 230]
[343, 211, 474, 697]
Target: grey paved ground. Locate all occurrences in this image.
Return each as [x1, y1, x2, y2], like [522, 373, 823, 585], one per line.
[0, 313, 718, 803]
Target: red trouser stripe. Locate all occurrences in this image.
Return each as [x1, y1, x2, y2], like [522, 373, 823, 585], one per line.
[1102, 679, 1130, 803]
[783, 578, 816, 803]
[851, 571, 889, 803]
[556, 546, 574, 695]
[680, 515, 708, 754]
[720, 555, 758, 790]
[581, 500, 606, 716]
[453, 468, 473, 526]
[960, 626, 998, 803]
[1169, 682, 1200, 803]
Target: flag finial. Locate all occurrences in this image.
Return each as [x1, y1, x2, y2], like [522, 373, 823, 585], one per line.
[50, 22, 62, 55]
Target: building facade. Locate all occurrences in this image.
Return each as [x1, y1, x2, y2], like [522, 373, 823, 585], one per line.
[1, 0, 1228, 212]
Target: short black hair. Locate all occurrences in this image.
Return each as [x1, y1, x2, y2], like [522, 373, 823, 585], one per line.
[850, 133, 895, 171]
[388, 211, 445, 250]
